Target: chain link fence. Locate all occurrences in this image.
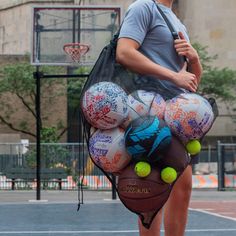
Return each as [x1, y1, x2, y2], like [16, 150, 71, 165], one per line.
[0, 142, 235, 190]
[0, 143, 110, 190]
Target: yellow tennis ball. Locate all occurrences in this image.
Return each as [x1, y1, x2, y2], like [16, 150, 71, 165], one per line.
[161, 167, 177, 184]
[186, 140, 201, 155]
[134, 161, 151, 178]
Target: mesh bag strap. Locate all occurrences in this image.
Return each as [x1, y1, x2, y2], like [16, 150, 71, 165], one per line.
[153, 0, 179, 40]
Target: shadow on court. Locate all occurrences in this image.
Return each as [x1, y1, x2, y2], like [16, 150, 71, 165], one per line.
[0, 201, 236, 236]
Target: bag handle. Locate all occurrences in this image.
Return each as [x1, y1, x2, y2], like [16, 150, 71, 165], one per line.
[153, 1, 189, 64]
[153, 1, 179, 39]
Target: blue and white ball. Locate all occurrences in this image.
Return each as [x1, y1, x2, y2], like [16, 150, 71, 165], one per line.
[124, 116, 172, 163]
[81, 82, 129, 129]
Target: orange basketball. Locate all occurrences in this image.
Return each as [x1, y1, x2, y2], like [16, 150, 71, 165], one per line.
[117, 163, 171, 213]
[160, 136, 191, 172]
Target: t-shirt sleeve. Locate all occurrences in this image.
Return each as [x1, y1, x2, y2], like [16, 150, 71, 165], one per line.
[118, 2, 152, 45]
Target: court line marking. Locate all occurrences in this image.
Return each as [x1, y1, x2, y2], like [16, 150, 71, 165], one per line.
[1, 229, 236, 234]
[0, 231, 138, 234]
[220, 212, 236, 215]
[0, 201, 120, 206]
[189, 208, 236, 222]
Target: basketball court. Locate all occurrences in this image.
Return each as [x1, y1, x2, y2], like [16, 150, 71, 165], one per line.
[7, 4, 233, 236]
[0, 190, 236, 236]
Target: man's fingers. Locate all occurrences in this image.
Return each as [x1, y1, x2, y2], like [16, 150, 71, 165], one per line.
[176, 48, 188, 55]
[188, 82, 197, 92]
[174, 39, 187, 45]
[191, 85, 197, 92]
[190, 77, 198, 91]
[178, 31, 185, 40]
[175, 43, 189, 51]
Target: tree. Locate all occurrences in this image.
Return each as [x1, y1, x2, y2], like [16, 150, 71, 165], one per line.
[1, 44, 235, 141]
[193, 42, 236, 101]
[67, 66, 91, 109]
[0, 62, 67, 141]
[193, 43, 236, 134]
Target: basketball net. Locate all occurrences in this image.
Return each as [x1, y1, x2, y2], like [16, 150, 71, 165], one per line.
[63, 43, 90, 64]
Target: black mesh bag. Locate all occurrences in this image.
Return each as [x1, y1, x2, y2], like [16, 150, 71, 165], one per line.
[79, 2, 218, 229]
[80, 34, 176, 229]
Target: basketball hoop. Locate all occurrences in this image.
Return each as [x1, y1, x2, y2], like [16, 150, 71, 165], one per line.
[63, 43, 90, 63]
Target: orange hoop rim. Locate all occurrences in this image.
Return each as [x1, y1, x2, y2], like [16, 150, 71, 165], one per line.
[63, 43, 90, 63]
[63, 42, 90, 50]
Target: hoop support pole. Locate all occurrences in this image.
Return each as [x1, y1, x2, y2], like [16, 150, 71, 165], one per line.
[32, 70, 89, 201]
[33, 67, 42, 200]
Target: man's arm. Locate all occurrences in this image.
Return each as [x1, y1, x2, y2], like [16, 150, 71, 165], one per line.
[188, 59, 202, 84]
[116, 38, 198, 92]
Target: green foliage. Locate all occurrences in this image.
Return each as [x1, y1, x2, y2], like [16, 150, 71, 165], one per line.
[193, 42, 236, 101]
[0, 63, 34, 94]
[192, 42, 217, 71]
[67, 66, 91, 109]
[41, 127, 59, 143]
[0, 61, 91, 142]
[0, 62, 66, 140]
[25, 144, 70, 172]
[200, 68, 236, 100]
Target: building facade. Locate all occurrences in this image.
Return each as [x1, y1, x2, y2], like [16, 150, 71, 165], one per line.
[0, 0, 236, 143]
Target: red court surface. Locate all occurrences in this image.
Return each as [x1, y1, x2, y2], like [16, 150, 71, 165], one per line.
[190, 200, 236, 220]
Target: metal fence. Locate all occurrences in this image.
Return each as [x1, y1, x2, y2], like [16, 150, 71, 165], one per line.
[0, 143, 110, 190]
[217, 141, 236, 190]
[0, 142, 235, 190]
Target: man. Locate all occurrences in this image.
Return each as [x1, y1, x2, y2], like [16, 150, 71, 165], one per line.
[116, 0, 202, 235]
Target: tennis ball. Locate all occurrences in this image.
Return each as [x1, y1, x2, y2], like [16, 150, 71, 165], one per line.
[134, 161, 151, 178]
[161, 167, 177, 184]
[186, 140, 201, 155]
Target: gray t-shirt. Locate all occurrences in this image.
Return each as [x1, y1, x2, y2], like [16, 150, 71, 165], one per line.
[119, 0, 189, 95]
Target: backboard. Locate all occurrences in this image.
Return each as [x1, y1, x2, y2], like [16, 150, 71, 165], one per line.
[31, 6, 121, 66]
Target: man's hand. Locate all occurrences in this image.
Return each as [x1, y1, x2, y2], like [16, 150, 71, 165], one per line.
[172, 62, 198, 92]
[174, 32, 202, 85]
[174, 32, 199, 64]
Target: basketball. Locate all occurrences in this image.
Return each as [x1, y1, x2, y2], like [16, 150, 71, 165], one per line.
[122, 90, 156, 128]
[159, 136, 191, 172]
[149, 93, 166, 119]
[117, 163, 171, 213]
[89, 127, 131, 173]
[125, 116, 172, 163]
[81, 81, 129, 129]
[164, 93, 214, 143]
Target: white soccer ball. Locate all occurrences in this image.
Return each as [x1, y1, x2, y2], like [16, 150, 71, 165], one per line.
[149, 93, 166, 119]
[122, 90, 156, 128]
[164, 93, 214, 143]
[81, 82, 129, 129]
[89, 127, 131, 173]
